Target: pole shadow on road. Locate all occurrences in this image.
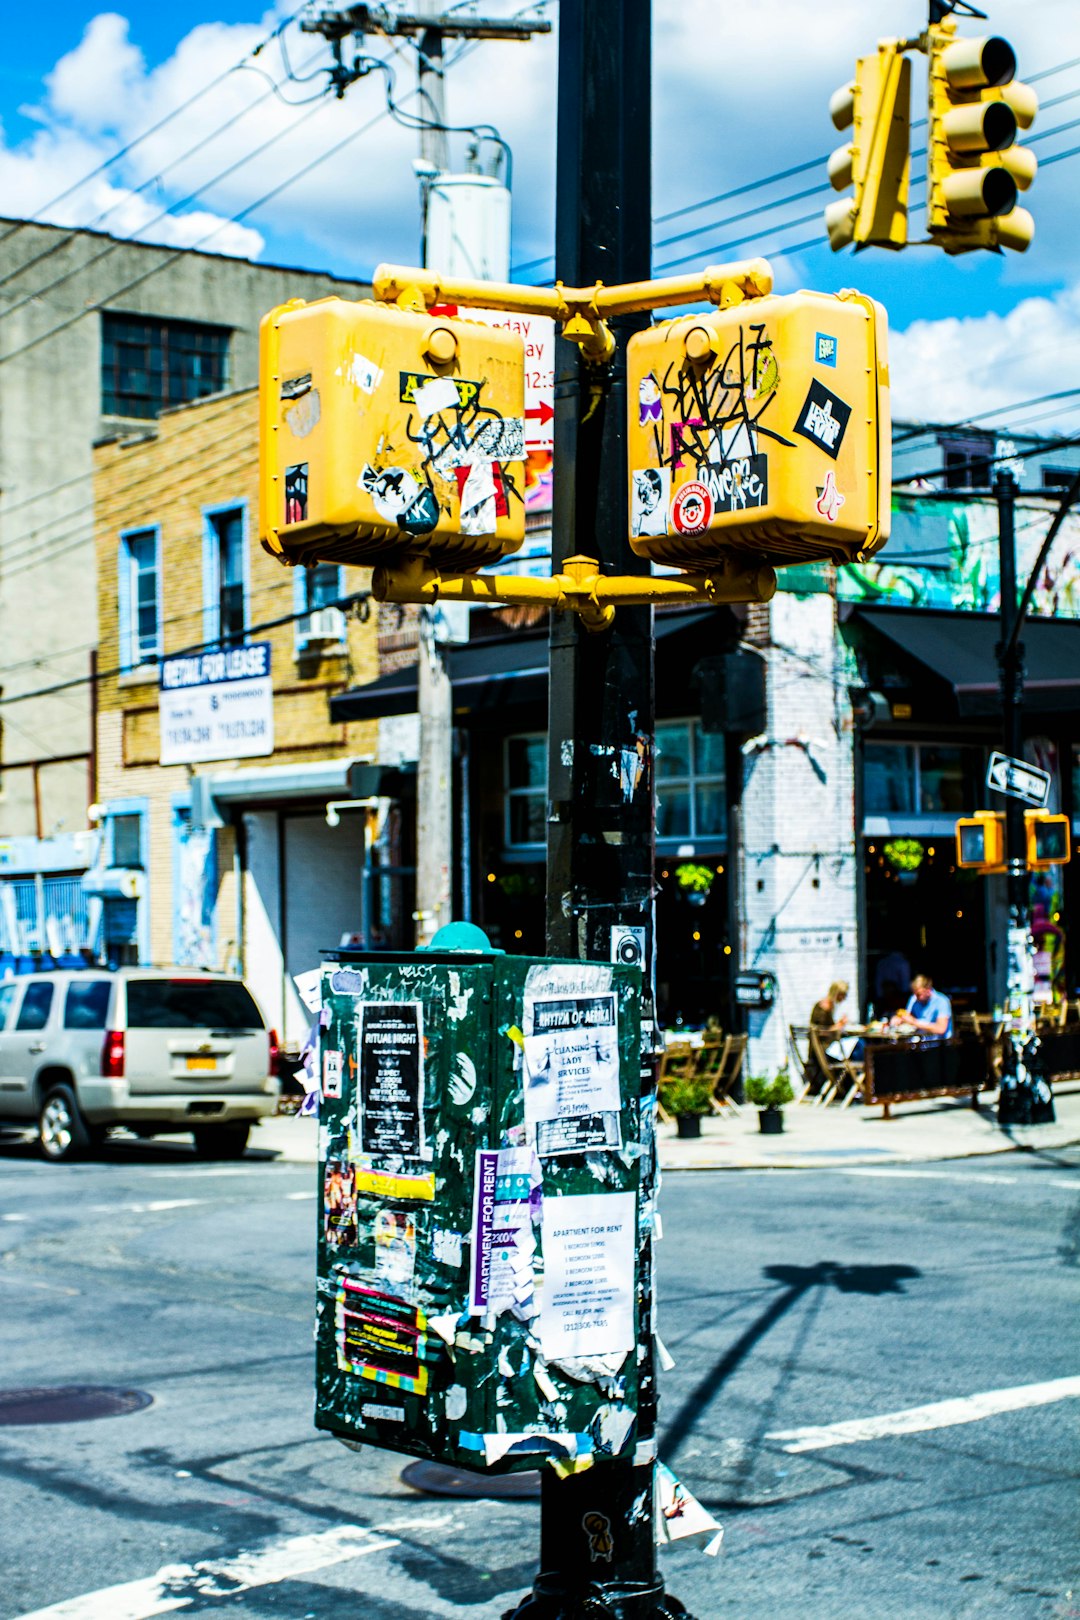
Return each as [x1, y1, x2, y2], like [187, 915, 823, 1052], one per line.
[661, 1261, 922, 1501]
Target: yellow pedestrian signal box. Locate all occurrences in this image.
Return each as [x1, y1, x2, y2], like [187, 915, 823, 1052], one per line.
[626, 289, 890, 571]
[259, 297, 526, 571]
[926, 22, 1037, 254]
[1026, 812, 1070, 869]
[955, 812, 1005, 871]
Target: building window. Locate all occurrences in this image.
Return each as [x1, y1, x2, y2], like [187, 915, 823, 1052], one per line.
[864, 743, 966, 817]
[204, 506, 246, 646]
[111, 813, 143, 869]
[655, 720, 726, 844]
[1042, 466, 1077, 491]
[101, 313, 230, 419]
[937, 432, 994, 491]
[505, 735, 547, 847]
[295, 563, 345, 649]
[118, 528, 160, 669]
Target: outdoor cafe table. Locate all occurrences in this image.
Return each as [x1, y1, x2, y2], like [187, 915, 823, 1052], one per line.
[860, 1027, 991, 1118]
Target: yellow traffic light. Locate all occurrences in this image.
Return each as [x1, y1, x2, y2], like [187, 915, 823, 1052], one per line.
[825, 41, 911, 250]
[259, 297, 526, 571]
[626, 289, 890, 571]
[955, 812, 1005, 871]
[1025, 812, 1070, 869]
[926, 22, 1037, 254]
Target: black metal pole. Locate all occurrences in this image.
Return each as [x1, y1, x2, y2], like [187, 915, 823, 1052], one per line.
[995, 468, 1033, 1122]
[506, 2, 690, 1616]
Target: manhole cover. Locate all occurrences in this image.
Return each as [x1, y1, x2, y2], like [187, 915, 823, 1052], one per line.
[401, 1461, 540, 1499]
[0, 1386, 154, 1425]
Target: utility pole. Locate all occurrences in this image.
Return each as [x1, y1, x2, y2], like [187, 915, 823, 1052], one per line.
[509, 3, 689, 1616]
[995, 470, 1032, 1119]
[302, 2, 549, 946]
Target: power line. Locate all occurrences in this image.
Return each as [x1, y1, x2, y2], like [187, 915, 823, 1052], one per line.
[0, 589, 373, 710]
[0, 3, 315, 255]
[893, 389, 1080, 445]
[893, 433, 1080, 487]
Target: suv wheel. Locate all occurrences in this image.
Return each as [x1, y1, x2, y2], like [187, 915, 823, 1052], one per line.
[192, 1124, 250, 1160]
[39, 1085, 90, 1163]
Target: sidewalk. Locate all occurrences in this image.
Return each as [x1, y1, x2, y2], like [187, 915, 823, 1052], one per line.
[254, 1083, 1080, 1171]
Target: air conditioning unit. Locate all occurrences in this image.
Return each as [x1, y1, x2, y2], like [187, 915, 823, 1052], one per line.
[306, 607, 345, 642]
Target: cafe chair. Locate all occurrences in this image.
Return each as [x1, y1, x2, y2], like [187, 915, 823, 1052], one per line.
[787, 1024, 815, 1104]
[703, 1033, 747, 1114]
[657, 1040, 695, 1123]
[808, 1025, 865, 1108]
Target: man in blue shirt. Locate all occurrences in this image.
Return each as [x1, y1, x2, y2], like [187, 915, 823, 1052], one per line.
[893, 975, 953, 1040]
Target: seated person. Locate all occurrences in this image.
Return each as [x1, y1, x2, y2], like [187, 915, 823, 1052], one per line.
[892, 974, 953, 1042]
[806, 981, 852, 1092]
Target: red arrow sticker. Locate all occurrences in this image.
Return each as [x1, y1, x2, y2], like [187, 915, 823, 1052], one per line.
[526, 400, 555, 427]
[670, 480, 713, 536]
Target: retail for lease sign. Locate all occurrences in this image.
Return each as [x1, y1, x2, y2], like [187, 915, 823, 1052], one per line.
[159, 641, 273, 765]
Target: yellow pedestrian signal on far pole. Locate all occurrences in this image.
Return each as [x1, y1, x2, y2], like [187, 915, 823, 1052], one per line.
[825, 41, 911, 251]
[1026, 812, 1070, 869]
[955, 812, 1005, 872]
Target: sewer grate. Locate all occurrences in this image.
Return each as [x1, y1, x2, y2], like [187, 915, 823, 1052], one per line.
[401, 1460, 541, 1499]
[0, 1386, 154, 1426]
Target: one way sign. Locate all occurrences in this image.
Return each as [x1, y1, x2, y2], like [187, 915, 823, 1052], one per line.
[986, 750, 1051, 808]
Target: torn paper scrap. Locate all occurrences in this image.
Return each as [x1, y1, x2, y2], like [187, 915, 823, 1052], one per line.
[656, 1462, 724, 1555]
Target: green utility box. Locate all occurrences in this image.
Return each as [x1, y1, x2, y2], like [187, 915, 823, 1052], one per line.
[314, 948, 645, 1475]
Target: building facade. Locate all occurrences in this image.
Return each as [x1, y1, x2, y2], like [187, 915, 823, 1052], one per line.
[0, 218, 369, 874]
[93, 388, 381, 1048]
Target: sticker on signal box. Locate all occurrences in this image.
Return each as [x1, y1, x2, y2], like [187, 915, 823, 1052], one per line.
[669, 480, 713, 536]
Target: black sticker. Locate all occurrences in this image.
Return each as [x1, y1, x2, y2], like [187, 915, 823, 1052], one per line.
[701, 453, 769, 514]
[794, 379, 851, 461]
[284, 463, 308, 524]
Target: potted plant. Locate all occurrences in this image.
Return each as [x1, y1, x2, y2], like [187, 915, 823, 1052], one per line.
[658, 1068, 714, 1139]
[745, 1068, 795, 1134]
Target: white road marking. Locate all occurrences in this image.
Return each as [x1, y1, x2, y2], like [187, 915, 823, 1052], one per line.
[3, 1212, 27, 1221]
[9, 1514, 456, 1620]
[768, 1374, 1080, 1453]
[88, 1200, 203, 1215]
[284, 1190, 316, 1200]
[840, 1167, 1019, 1185]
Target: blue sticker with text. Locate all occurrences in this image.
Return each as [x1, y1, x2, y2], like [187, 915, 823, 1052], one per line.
[815, 332, 838, 367]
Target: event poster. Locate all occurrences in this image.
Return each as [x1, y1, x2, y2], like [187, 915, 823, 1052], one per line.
[523, 992, 620, 1124]
[539, 1191, 635, 1361]
[357, 1001, 426, 1159]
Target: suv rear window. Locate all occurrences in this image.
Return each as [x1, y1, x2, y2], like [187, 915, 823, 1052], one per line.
[64, 981, 112, 1030]
[125, 979, 264, 1030]
[16, 982, 54, 1031]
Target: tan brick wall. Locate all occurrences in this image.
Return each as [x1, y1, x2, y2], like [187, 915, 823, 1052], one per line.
[93, 387, 380, 967]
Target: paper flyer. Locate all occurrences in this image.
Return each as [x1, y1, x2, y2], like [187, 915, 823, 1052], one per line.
[539, 1191, 635, 1360]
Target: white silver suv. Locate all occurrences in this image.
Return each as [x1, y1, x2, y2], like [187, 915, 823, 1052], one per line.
[0, 969, 280, 1162]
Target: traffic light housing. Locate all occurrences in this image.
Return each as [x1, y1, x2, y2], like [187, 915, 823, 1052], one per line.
[1026, 812, 1070, 869]
[259, 297, 526, 571]
[626, 289, 890, 571]
[825, 40, 912, 250]
[955, 812, 1005, 871]
[926, 22, 1037, 254]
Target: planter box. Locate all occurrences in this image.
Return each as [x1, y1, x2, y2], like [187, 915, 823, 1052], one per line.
[758, 1107, 784, 1135]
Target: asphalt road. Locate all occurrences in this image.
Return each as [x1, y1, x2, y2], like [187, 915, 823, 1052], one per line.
[0, 1129, 1077, 1620]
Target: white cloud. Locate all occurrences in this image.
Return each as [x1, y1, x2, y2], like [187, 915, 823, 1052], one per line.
[43, 13, 145, 133]
[890, 280, 1080, 428]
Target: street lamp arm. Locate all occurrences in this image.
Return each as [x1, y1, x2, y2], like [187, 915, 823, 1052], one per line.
[1005, 465, 1080, 660]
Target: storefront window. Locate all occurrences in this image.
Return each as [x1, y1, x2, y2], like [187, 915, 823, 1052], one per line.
[918, 746, 965, 813]
[506, 735, 547, 847]
[864, 744, 916, 814]
[656, 720, 726, 845]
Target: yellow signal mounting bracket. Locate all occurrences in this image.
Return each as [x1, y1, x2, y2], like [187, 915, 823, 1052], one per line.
[366, 260, 779, 625]
[372, 553, 778, 635]
[373, 259, 774, 369]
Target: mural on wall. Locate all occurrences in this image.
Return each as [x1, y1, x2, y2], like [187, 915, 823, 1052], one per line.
[838, 496, 1080, 617]
[174, 816, 216, 969]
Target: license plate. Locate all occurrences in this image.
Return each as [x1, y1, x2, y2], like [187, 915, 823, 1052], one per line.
[186, 1056, 217, 1072]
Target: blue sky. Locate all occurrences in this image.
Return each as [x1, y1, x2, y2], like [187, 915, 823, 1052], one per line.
[1, 2, 1078, 429]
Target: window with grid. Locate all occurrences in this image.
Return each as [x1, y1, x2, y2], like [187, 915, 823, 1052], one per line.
[119, 529, 160, 668]
[505, 735, 547, 847]
[208, 508, 246, 645]
[655, 720, 726, 843]
[101, 313, 230, 419]
[937, 431, 994, 491]
[864, 743, 966, 816]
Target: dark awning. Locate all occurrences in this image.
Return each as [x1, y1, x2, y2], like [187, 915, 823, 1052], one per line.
[330, 607, 732, 723]
[846, 605, 1080, 716]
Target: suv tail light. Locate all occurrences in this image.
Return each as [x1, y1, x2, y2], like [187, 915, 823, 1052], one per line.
[268, 1028, 280, 1078]
[102, 1029, 125, 1078]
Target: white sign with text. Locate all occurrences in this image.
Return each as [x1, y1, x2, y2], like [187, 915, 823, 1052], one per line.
[160, 642, 273, 766]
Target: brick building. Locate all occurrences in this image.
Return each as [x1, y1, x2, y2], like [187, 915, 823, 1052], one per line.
[92, 387, 381, 1046]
